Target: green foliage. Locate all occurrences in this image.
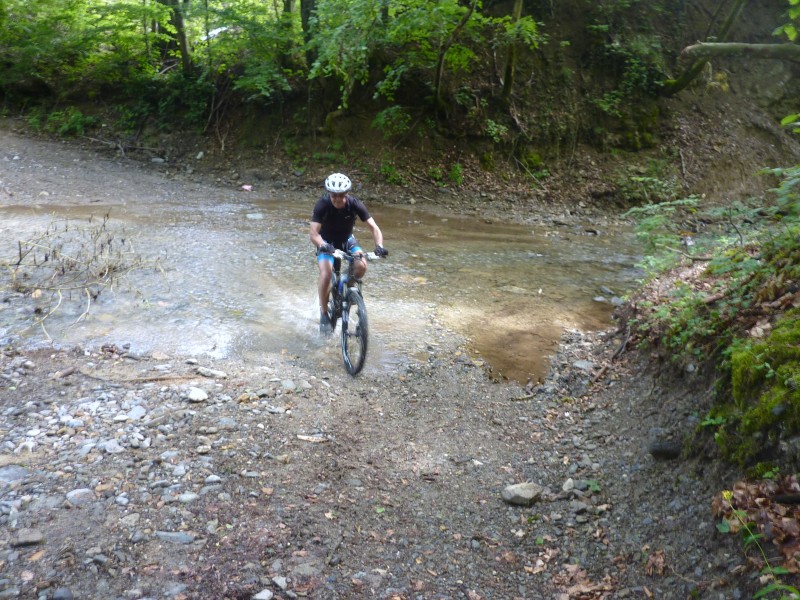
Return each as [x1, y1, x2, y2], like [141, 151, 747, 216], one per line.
[717, 490, 800, 600]
[449, 162, 464, 186]
[590, 36, 664, 118]
[0, 0, 532, 133]
[380, 160, 407, 185]
[701, 415, 726, 427]
[633, 282, 717, 360]
[309, 0, 387, 108]
[211, 2, 300, 102]
[485, 119, 508, 144]
[26, 106, 97, 136]
[760, 164, 800, 219]
[773, 0, 800, 41]
[0, 0, 172, 97]
[372, 106, 412, 139]
[142, 71, 217, 130]
[47, 107, 97, 136]
[427, 166, 445, 184]
[749, 463, 781, 479]
[781, 113, 800, 135]
[614, 159, 680, 204]
[583, 0, 667, 126]
[234, 62, 292, 101]
[369, 0, 487, 106]
[623, 196, 700, 256]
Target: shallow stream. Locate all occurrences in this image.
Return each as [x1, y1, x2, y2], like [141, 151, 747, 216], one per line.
[1, 189, 641, 383]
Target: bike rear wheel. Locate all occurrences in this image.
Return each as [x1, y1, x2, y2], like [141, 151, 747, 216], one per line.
[341, 288, 368, 375]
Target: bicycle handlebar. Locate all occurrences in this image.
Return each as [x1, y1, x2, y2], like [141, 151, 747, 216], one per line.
[332, 249, 384, 261]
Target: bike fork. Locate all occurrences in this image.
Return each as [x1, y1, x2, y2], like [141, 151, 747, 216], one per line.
[340, 297, 349, 329]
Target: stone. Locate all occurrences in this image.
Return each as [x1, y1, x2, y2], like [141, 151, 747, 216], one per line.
[0, 465, 30, 484]
[197, 366, 228, 379]
[501, 482, 545, 507]
[66, 488, 95, 506]
[12, 528, 44, 547]
[253, 591, 274, 600]
[186, 387, 208, 402]
[128, 405, 148, 420]
[155, 531, 196, 544]
[648, 440, 682, 460]
[573, 360, 595, 371]
[102, 439, 125, 454]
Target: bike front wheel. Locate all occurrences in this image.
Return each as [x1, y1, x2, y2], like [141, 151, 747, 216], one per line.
[341, 288, 368, 375]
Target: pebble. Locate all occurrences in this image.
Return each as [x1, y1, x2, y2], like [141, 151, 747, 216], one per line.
[197, 367, 228, 379]
[155, 531, 196, 544]
[501, 482, 545, 506]
[11, 528, 44, 547]
[66, 488, 95, 506]
[186, 387, 208, 402]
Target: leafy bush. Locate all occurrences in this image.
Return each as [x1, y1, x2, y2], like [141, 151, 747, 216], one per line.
[50, 107, 97, 136]
[449, 162, 464, 186]
[485, 119, 508, 144]
[615, 160, 680, 205]
[427, 166, 445, 184]
[372, 106, 412, 139]
[623, 196, 700, 257]
[380, 161, 407, 185]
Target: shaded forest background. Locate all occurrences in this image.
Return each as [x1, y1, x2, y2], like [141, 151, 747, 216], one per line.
[1, 0, 798, 202]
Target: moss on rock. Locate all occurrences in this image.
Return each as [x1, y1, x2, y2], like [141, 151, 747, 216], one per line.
[722, 309, 800, 466]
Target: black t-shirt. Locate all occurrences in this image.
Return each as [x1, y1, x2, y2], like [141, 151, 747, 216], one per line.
[311, 194, 371, 248]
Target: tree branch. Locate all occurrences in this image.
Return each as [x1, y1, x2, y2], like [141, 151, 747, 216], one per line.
[680, 42, 800, 63]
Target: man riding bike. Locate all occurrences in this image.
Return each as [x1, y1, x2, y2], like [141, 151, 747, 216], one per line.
[309, 173, 388, 334]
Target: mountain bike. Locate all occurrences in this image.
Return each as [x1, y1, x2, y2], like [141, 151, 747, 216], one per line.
[326, 249, 381, 376]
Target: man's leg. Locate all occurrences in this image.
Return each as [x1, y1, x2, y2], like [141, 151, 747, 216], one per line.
[347, 236, 368, 280]
[354, 257, 367, 279]
[318, 256, 333, 333]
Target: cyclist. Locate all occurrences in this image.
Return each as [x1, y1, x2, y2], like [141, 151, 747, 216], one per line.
[310, 172, 388, 334]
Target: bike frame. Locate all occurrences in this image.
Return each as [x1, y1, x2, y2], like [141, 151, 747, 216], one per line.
[330, 250, 363, 317]
[329, 249, 378, 375]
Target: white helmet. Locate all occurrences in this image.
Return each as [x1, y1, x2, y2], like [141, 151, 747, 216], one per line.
[324, 173, 352, 193]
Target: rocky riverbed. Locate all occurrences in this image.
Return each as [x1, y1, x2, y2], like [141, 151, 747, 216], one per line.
[1, 326, 751, 600]
[0, 122, 760, 599]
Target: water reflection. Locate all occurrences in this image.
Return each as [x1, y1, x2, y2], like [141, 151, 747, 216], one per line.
[0, 195, 641, 382]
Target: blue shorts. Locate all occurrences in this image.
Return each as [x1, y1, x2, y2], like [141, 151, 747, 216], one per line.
[317, 236, 362, 264]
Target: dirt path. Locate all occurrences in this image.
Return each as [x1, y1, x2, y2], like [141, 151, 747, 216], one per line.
[1, 125, 750, 600]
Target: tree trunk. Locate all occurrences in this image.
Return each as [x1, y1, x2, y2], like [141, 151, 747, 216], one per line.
[171, 0, 193, 73]
[301, 0, 316, 65]
[156, 0, 194, 73]
[433, 0, 478, 110]
[501, 0, 524, 100]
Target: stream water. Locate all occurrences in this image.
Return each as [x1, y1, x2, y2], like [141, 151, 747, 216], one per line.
[0, 192, 642, 383]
